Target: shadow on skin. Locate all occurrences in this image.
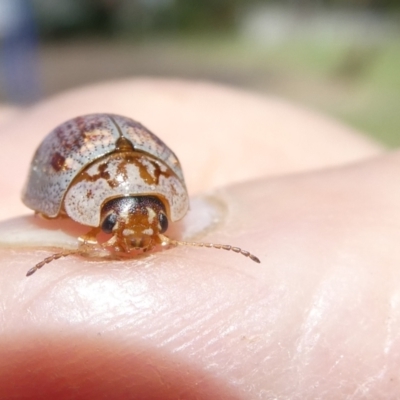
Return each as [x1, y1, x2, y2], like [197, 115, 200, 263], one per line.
[0, 334, 242, 400]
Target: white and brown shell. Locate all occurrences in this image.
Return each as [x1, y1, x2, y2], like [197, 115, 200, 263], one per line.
[22, 114, 189, 227]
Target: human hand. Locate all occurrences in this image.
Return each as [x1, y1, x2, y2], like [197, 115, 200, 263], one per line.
[0, 79, 396, 399]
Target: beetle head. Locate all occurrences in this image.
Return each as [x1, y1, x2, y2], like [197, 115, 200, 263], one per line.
[26, 195, 261, 277]
[100, 196, 169, 252]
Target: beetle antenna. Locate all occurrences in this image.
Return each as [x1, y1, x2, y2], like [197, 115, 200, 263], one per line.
[166, 238, 261, 263]
[26, 249, 82, 277]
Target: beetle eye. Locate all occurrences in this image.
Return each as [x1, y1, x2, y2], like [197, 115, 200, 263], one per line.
[101, 213, 117, 233]
[158, 212, 168, 233]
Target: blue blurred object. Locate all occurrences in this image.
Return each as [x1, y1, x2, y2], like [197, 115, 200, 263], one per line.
[0, 0, 41, 104]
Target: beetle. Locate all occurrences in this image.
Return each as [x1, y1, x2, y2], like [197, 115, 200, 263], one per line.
[22, 113, 260, 276]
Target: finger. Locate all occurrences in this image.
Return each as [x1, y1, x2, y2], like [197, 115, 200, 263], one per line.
[0, 105, 20, 126]
[1, 150, 400, 398]
[0, 78, 382, 220]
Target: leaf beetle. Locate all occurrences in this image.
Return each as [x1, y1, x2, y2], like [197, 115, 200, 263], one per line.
[22, 113, 260, 276]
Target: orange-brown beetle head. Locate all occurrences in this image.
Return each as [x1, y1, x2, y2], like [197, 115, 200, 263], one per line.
[100, 196, 168, 252]
[26, 194, 261, 277]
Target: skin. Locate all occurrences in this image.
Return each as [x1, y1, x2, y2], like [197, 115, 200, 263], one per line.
[0, 79, 399, 399]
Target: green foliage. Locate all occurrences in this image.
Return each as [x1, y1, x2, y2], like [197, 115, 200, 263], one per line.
[327, 0, 400, 10]
[172, 0, 241, 32]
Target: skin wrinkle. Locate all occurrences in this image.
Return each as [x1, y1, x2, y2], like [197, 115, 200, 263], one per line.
[160, 276, 254, 350]
[385, 290, 400, 355]
[173, 309, 245, 357]
[294, 278, 339, 389]
[268, 159, 396, 396]
[147, 265, 286, 387]
[74, 277, 161, 330]
[22, 267, 149, 329]
[178, 293, 285, 385]
[157, 284, 243, 347]
[159, 311, 223, 350]
[297, 261, 386, 398]
[356, 368, 389, 399]
[295, 263, 342, 362]
[143, 291, 223, 343]
[141, 271, 240, 345]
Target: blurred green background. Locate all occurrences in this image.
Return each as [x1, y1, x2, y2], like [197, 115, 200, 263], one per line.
[0, 0, 399, 145]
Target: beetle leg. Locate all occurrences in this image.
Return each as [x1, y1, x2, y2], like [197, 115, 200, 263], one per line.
[141, 244, 154, 253]
[78, 227, 101, 245]
[101, 235, 126, 253]
[34, 211, 54, 220]
[103, 235, 117, 247]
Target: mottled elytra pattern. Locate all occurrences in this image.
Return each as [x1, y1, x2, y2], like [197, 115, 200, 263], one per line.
[65, 152, 188, 226]
[22, 114, 188, 223]
[112, 115, 184, 183]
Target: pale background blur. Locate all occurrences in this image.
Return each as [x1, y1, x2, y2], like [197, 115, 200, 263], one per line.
[0, 0, 399, 145]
